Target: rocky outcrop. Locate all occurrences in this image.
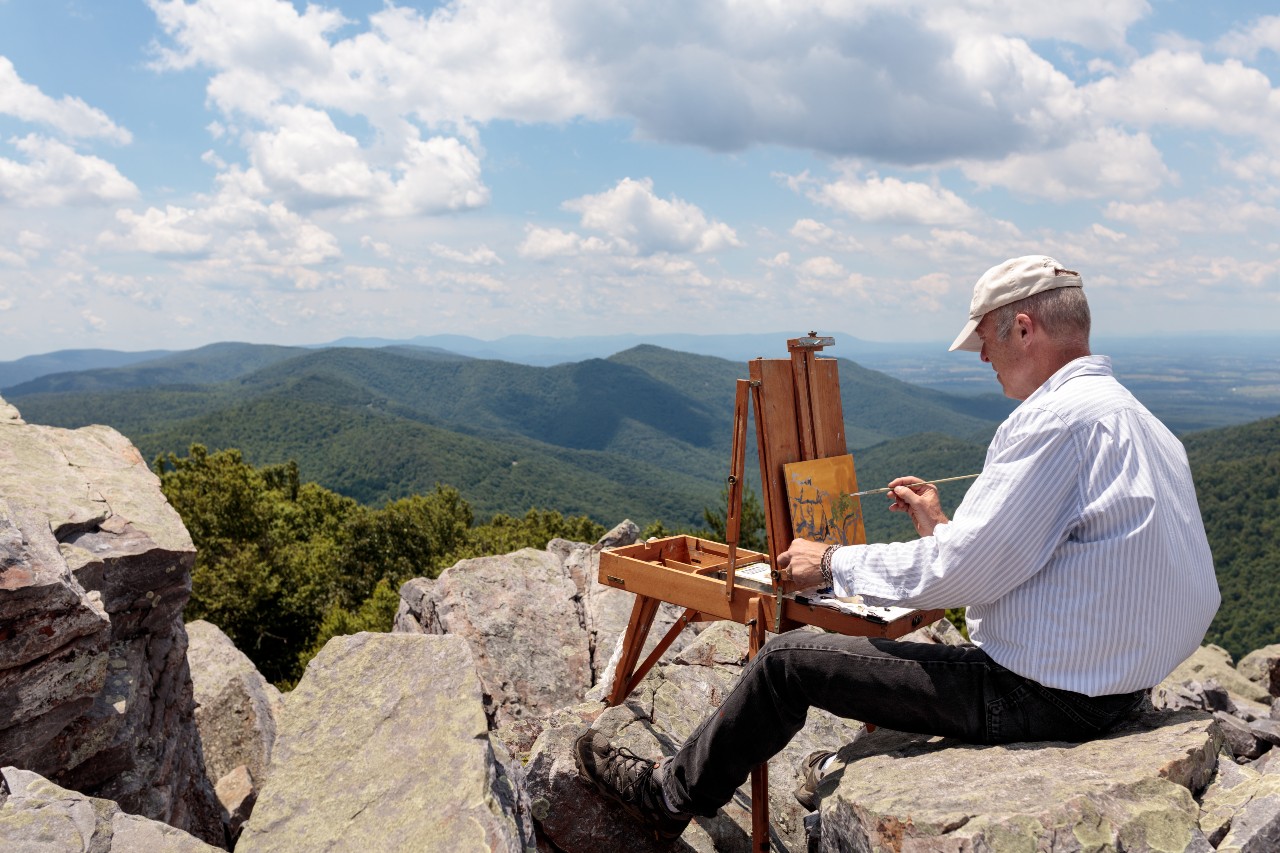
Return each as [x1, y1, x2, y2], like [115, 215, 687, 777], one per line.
[1160, 645, 1272, 706]
[0, 765, 220, 852]
[236, 632, 534, 852]
[395, 521, 705, 745]
[0, 398, 222, 845]
[817, 709, 1220, 852]
[186, 619, 282, 788]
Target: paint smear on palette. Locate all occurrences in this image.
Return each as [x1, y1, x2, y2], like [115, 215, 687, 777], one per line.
[783, 455, 867, 546]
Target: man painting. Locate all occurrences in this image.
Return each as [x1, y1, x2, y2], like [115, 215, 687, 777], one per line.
[575, 255, 1220, 842]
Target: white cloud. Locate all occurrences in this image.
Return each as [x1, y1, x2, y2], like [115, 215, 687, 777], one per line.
[1104, 196, 1280, 234]
[1084, 50, 1280, 137]
[0, 135, 138, 206]
[961, 128, 1173, 200]
[429, 243, 503, 265]
[100, 206, 212, 255]
[801, 169, 981, 226]
[97, 167, 340, 269]
[0, 57, 131, 142]
[144, 0, 1134, 173]
[1217, 15, 1280, 60]
[789, 219, 864, 252]
[562, 177, 741, 255]
[517, 226, 613, 260]
[798, 256, 846, 279]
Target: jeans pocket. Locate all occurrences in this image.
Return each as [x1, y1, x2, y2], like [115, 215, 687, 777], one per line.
[985, 681, 1034, 744]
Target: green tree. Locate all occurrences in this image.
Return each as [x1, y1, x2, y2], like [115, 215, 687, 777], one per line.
[701, 483, 768, 551]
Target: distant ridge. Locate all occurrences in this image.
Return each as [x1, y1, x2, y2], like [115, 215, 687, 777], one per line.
[0, 348, 172, 390]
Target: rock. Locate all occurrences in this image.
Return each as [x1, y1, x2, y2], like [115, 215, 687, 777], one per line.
[215, 765, 256, 844]
[0, 402, 222, 845]
[394, 521, 704, 738]
[0, 765, 220, 852]
[236, 632, 534, 852]
[1217, 711, 1271, 761]
[1203, 755, 1280, 853]
[1239, 645, 1280, 699]
[818, 707, 1220, 852]
[1249, 717, 1280, 747]
[186, 619, 283, 786]
[1158, 645, 1272, 706]
[396, 547, 591, 727]
[1200, 759, 1259, 846]
[526, 621, 865, 852]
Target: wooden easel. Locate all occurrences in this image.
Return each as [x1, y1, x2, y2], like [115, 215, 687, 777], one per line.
[598, 335, 942, 851]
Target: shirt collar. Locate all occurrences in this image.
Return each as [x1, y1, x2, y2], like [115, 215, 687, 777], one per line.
[1022, 354, 1112, 406]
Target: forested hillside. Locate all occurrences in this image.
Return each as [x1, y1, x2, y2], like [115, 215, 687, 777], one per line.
[1184, 414, 1280, 660]
[8, 343, 1009, 527]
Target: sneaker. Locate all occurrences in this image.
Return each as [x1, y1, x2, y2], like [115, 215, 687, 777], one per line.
[793, 749, 836, 812]
[574, 729, 691, 842]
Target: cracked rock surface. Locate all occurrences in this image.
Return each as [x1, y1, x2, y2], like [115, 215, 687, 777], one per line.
[0, 396, 222, 845]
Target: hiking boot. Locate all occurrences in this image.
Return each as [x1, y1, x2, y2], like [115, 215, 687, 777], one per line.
[574, 729, 691, 842]
[793, 749, 836, 811]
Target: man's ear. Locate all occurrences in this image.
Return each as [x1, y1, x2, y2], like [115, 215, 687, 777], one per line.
[1015, 312, 1034, 344]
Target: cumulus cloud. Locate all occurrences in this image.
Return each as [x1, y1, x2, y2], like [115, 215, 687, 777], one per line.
[143, 0, 1144, 177]
[97, 167, 340, 269]
[789, 219, 864, 252]
[560, 177, 740, 255]
[1217, 15, 1280, 59]
[0, 135, 138, 206]
[799, 169, 981, 226]
[0, 57, 131, 143]
[100, 206, 212, 255]
[1084, 50, 1280, 137]
[961, 128, 1173, 200]
[429, 243, 503, 265]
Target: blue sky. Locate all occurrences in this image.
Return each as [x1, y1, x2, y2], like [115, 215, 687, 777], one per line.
[2, 0, 1279, 359]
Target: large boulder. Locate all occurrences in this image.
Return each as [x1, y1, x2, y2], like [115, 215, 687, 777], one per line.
[0, 398, 222, 844]
[816, 707, 1221, 852]
[186, 619, 283, 786]
[236, 632, 534, 852]
[1238, 645, 1280, 699]
[1157, 645, 1271, 706]
[396, 546, 592, 728]
[394, 521, 705, 742]
[0, 765, 220, 852]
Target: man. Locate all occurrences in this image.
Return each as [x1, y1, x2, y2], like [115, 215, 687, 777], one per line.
[575, 255, 1220, 842]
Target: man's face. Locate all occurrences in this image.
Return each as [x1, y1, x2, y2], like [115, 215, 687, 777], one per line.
[976, 313, 1034, 400]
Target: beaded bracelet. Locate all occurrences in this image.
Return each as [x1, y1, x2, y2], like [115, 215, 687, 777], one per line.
[819, 544, 838, 587]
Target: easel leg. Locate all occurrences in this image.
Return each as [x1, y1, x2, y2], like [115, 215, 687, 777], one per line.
[748, 596, 770, 851]
[607, 595, 661, 707]
[618, 607, 699, 699]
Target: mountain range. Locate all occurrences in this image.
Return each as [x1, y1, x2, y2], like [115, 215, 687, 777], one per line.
[4, 339, 1278, 658]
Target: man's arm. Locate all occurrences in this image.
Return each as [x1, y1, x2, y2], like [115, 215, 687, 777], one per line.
[778, 475, 949, 589]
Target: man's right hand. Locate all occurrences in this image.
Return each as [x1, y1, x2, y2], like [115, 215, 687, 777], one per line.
[887, 476, 950, 538]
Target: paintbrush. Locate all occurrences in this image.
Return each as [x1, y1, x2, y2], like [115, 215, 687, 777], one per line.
[849, 473, 980, 498]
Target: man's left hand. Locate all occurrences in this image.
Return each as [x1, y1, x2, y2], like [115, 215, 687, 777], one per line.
[777, 538, 830, 589]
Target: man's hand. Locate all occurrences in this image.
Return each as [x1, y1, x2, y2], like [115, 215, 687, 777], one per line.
[776, 538, 831, 589]
[887, 476, 950, 537]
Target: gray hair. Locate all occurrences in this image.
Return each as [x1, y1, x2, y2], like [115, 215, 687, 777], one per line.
[993, 286, 1091, 345]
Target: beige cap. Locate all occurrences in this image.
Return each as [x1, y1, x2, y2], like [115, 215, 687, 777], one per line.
[949, 255, 1082, 352]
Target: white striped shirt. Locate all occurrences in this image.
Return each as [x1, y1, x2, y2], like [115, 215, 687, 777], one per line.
[832, 355, 1220, 696]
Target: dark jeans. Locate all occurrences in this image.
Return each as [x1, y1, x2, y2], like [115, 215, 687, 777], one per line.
[660, 630, 1147, 817]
